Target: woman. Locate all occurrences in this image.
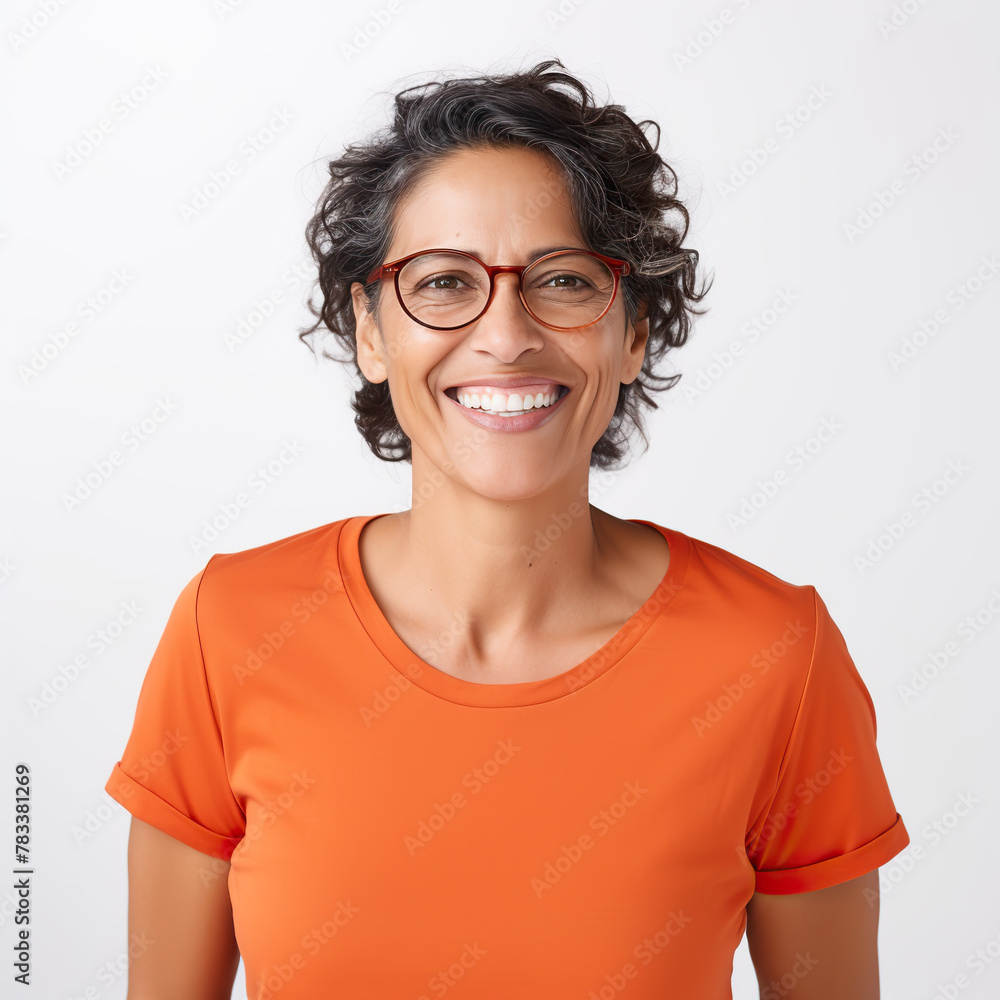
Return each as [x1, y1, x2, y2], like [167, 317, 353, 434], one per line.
[106, 60, 910, 999]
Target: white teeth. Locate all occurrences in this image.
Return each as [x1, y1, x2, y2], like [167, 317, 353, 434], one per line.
[455, 388, 564, 413]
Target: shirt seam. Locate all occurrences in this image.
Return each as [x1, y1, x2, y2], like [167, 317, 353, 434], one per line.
[343, 516, 690, 709]
[192, 555, 240, 802]
[746, 583, 820, 858]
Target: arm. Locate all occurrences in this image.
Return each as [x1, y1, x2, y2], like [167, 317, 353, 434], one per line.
[745, 870, 880, 1000]
[125, 816, 241, 1000]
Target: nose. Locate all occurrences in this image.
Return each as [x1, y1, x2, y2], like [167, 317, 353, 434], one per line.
[476, 270, 536, 328]
[464, 270, 545, 359]
[491, 270, 528, 316]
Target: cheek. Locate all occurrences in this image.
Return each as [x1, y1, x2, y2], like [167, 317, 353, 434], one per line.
[590, 376, 622, 417]
[567, 342, 621, 400]
[381, 333, 451, 419]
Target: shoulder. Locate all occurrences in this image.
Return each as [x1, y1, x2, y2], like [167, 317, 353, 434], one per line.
[684, 535, 814, 604]
[665, 531, 844, 736]
[664, 523, 820, 655]
[194, 515, 357, 619]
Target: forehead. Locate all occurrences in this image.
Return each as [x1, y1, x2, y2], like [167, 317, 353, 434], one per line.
[389, 145, 584, 257]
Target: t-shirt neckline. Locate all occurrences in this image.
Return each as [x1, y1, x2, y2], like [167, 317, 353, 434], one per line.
[338, 513, 690, 708]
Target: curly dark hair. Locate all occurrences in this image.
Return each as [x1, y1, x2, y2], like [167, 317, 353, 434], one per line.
[298, 58, 711, 470]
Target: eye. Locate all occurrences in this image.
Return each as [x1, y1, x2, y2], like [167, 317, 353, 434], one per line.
[417, 271, 477, 291]
[533, 270, 595, 291]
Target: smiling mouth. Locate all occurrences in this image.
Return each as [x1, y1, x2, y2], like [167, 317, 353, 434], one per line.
[444, 385, 570, 416]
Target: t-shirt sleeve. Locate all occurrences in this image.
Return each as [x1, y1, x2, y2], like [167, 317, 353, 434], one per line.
[104, 562, 245, 860]
[746, 586, 910, 894]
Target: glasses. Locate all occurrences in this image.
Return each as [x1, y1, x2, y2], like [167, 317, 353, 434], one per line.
[365, 248, 631, 332]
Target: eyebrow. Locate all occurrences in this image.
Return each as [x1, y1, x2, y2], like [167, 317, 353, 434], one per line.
[450, 244, 585, 261]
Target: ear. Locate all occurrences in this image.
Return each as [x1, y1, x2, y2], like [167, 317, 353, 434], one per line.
[351, 282, 388, 384]
[621, 300, 650, 385]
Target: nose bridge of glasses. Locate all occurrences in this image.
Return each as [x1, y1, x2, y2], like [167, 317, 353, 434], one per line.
[485, 265, 529, 304]
[487, 267, 535, 325]
[488, 264, 528, 291]
[452, 264, 533, 332]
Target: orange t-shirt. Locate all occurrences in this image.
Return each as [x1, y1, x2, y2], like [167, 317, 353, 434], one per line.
[106, 513, 909, 999]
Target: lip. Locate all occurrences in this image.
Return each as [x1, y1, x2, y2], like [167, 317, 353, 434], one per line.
[444, 386, 570, 432]
[443, 374, 569, 391]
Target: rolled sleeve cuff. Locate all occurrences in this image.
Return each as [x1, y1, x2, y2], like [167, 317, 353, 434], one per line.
[105, 761, 243, 862]
[753, 812, 910, 895]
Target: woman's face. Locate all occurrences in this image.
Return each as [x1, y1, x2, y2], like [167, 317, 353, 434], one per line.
[351, 144, 649, 502]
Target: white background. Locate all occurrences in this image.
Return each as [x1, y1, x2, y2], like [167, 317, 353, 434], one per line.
[2, 0, 998, 997]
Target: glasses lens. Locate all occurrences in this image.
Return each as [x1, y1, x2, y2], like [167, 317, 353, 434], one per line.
[523, 252, 616, 329]
[396, 250, 617, 330]
[397, 253, 489, 329]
